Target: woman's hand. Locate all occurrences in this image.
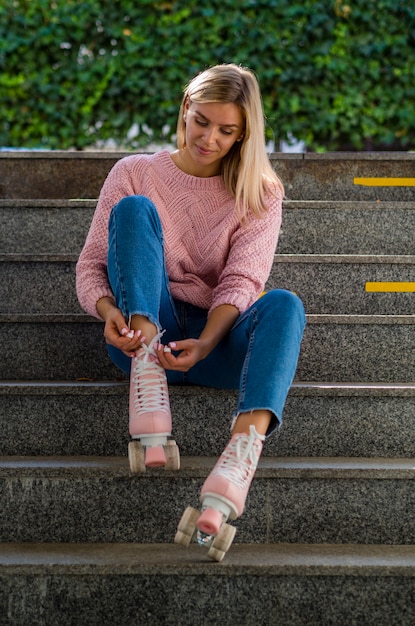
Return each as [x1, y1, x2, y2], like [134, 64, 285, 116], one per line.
[97, 297, 144, 357]
[157, 304, 240, 372]
[156, 338, 209, 372]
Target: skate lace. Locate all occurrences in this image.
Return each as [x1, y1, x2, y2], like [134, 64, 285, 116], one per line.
[131, 330, 170, 415]
[211, 425, 264, 491]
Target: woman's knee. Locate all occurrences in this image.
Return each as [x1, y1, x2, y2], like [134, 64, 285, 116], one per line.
[261, 289, 305, 320]
[110, 195, 161, 233]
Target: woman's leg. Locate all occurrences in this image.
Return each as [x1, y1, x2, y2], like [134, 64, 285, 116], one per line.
[187, 289, 306, 434]
[107, 195, 182, 469]
[175, 290, 306, 558]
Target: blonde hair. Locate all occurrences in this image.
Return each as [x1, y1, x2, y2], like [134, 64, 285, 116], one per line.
[176, 63, 284, 220]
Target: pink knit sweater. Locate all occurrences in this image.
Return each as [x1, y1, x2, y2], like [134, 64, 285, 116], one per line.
[76, 150, 282, 319]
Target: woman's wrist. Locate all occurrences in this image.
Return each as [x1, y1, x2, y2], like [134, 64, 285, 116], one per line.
[96, 296, 117, 321]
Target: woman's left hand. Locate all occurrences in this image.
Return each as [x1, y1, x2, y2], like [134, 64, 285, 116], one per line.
[156, 304, 239, 372]
[156, 338, 208, 372]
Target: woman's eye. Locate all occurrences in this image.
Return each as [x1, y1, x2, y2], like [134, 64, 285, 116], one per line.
[195, 119, 208, 127]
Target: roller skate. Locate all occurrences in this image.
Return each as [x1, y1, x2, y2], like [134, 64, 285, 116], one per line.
[174, 424, 264, 561]
[128, 331, 180, 473]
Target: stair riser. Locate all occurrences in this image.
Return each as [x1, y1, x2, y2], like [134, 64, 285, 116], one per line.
[2, 202, 414, 255]
[1, 320, 414, 382]
[0, 262, 80, 314]
[2, 152, 415, 200]
[268, 261, 415, 314]
[1, 472, 413, 544]
[272, 156, 415, 201]
[0, 206, 94, 254]
[279, 205, 415, 255]
[1, 388, 414, 458]
[2, 571, 414, 626]
[2, 260, 415, 315]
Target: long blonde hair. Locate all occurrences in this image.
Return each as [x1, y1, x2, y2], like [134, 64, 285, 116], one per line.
[176, 63, 284, 220]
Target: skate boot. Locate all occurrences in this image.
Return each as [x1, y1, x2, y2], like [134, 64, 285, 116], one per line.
[128, 331, 180, 473]
[174, 424, 264, 561]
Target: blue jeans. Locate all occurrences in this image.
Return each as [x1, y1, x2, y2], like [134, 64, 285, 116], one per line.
[107, 195, 306, 435]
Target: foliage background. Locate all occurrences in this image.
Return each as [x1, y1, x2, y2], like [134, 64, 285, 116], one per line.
[1, 0, 415, 151]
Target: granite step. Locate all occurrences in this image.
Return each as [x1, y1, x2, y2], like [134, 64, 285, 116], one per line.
[1, 542, 415, 626]
[271, 152, 415, 202]
[1, 381, 414, 459]
[1, 314, 414, 382]
[268, 254, 415, 314]
[279, 200, 415, 255]
[0, 199, 95, 255]
[1, 455, 414, 544]
[2, 253, 414, 315]
[1, 151, 415, 200]
[2, 199, 414, 256]
[1, 150, 414, 626]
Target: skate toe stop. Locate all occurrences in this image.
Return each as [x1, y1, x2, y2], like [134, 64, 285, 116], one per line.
[197, 508, 223, 535]
[145, 446, 167, 467]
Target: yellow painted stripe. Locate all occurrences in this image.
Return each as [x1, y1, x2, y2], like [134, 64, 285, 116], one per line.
[354, 177, 415, 186]
[366, 282, 415, 293]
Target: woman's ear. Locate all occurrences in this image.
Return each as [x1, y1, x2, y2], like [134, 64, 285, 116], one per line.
[183, 97, 190, 120]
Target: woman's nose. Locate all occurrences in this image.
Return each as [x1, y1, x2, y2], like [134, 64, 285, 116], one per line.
[203, 127, 218, 144]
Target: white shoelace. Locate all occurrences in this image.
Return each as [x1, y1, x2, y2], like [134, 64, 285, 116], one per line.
[131, 330, 170, 416]
[210, 425, 264, 491]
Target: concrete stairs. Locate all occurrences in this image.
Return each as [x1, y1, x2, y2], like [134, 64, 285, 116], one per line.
[1, 151, 415, 625]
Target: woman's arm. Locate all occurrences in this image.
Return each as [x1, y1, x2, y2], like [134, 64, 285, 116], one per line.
[209, 187, 282, 315]
[76, 156, 140, 319]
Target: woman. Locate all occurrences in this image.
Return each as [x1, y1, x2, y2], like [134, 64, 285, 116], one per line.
[76, 63, 306, 560]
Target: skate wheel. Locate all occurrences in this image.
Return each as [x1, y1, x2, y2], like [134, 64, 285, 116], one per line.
[145, 445, 167, 468]
[208, 523, 236, 562]
[174, 506, 199, 547]
[165, 441, 180, 470]
[197, 507, 223, 536]
[128, 441, 146, 473]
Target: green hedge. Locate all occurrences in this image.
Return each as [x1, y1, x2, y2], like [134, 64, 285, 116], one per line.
[1, 0, 415, 150]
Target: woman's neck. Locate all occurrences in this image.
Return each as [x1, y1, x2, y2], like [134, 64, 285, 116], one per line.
[170, 148, 221, 178]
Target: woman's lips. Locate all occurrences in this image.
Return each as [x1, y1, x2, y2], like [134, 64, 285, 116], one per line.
[196, 145, 213, 156]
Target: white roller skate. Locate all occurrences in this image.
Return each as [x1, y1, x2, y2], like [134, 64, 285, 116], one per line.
[128, 331, 180, 473]
[174, 424, 264, 561]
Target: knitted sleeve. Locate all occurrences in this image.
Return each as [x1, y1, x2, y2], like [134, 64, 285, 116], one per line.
[209, 186, 282, 314]
[75, 156, 138, 318]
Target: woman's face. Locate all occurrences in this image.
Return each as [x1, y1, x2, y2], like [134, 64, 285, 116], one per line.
[181, 99, 244, 177]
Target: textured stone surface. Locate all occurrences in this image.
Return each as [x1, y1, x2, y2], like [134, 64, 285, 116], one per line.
[1, 151, 415, 200]
[3, 541, 415, 575]
[1, 382, 415, 458]
[2, 152, 415, 626]
[1, 456, 414, 544]
[1, 314, 414, 382]
[279, 201, 415, 255]
[3, 198, 415, 255]
[0, 199, 95, 254]
[0, 258, 81, 314]
[268, 255, 415, 314]
[2, 543, 415, 626]
[2, 253, 415, 315]
[0, 151, 126, 199]
[271, 153, 415, 201]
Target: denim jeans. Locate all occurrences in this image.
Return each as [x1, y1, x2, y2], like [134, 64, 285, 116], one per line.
[107, 195, 306, 435]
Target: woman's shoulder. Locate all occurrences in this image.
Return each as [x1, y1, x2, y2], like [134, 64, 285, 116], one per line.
[113, 150, 168, 174]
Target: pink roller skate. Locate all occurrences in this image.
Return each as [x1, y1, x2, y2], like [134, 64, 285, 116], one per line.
[128, 331, 180, 473]
[174, 424, 264, 561]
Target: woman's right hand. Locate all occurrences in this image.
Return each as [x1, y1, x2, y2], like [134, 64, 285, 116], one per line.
[97, 297, 144, 357]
